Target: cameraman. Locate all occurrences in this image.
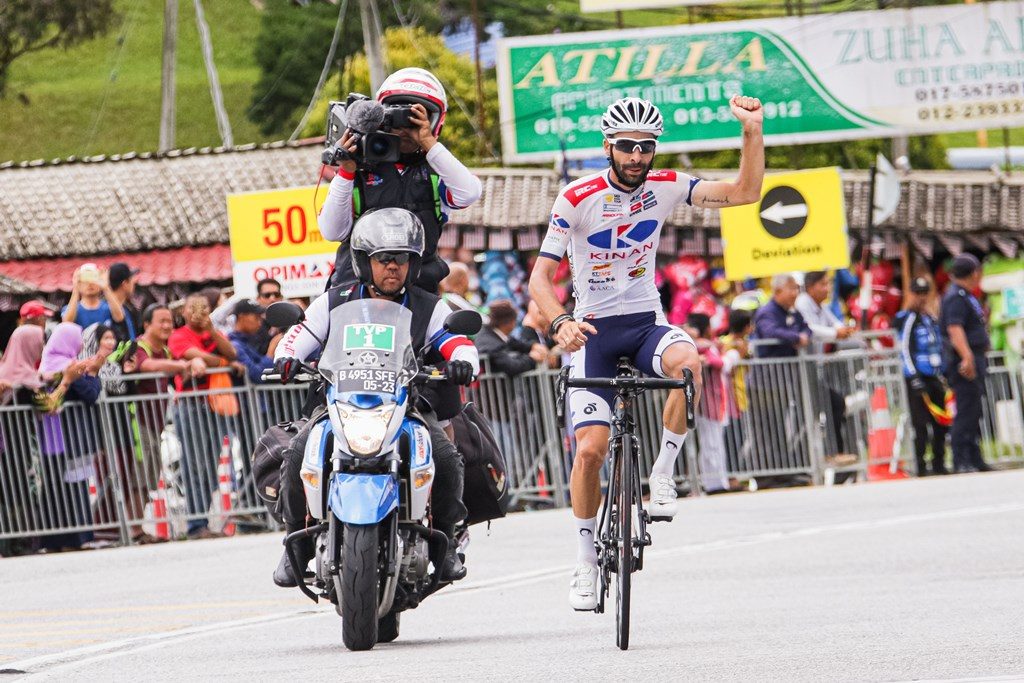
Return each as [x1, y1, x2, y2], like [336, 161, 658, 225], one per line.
[318, 68, 482, 293]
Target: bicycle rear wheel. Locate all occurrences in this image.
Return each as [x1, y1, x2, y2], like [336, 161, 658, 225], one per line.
[616, 433, 633, 650]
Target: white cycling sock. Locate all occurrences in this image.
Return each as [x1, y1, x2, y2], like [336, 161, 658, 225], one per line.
[650, 428, 686, 477]
[575, 516, 598, 565]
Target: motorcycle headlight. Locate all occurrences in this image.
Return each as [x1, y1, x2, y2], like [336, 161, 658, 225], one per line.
[335, 403, 396, 456]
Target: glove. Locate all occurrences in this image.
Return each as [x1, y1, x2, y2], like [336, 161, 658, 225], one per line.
[446, 360, 474, 386]
[274, 356, 301, 384]
[909, 375, 925, 393]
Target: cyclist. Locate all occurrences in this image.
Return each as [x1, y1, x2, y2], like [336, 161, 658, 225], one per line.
[528, 95, 764, 611]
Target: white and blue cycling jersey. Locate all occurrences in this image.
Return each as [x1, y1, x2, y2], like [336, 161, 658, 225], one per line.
[540, 168, 700, 429]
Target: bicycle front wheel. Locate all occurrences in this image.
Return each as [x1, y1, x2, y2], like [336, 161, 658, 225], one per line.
[616, 433, 633, 650]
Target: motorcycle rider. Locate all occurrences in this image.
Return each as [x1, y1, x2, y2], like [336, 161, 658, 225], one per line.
[272, 208, 479, 587]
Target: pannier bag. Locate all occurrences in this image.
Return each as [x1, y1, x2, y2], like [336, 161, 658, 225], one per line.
[451, 402, 509, 525]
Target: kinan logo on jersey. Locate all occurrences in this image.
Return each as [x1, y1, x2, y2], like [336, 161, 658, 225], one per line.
[587, 219, 658, 260]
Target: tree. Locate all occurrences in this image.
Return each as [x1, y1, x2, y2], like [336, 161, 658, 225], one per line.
[248, 0, 445, 137]
[301, 26, 499, 163]
[0, 0, 117, 99]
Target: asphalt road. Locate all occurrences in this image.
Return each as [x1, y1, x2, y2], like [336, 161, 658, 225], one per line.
[3, 470, 1024, 681]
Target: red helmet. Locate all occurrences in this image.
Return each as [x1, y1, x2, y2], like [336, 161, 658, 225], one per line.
[376, 67, 447, 137]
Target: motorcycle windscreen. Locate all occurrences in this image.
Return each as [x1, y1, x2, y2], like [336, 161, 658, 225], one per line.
[320, 298, 418, 397]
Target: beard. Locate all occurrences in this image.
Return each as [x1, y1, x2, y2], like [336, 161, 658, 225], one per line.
[611, 156, 654, 189]
[372, 277, 405, 297]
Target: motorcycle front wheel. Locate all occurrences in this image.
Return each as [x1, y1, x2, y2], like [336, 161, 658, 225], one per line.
[340, 522, 380, 651]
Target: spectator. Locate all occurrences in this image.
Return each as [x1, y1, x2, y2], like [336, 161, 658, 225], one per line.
[688, 313, 729, 494]
[720, 308, 753, 470]
[253, 279, 283, 354]
[441, 262, 488, 322]
[0, 325, 45, 556]
[107, 262, 141, 341]
[229, 299, 273, 384]
[18, 300, 54, 329]
[475, 299, 543, 378]
[795, 270, 852, 458]
[36, 322, 101, 552]
[896, 277, 950, 477]
[940, 254, 992, 474]
[796, 271, 855, 354]
[753, 273, 810, 358]
[168, 294, 242, 539]
[514, 300, 562, 369]
[61, 263, 125, 330]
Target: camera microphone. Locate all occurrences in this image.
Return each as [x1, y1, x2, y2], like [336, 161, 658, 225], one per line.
[346, 99, 385, 135]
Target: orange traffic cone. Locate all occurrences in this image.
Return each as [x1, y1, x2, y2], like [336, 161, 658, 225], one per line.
[867, 386, 908, 481]
[218, 436, 236, 536]
[153, 478, 170, 540]
[537, 462, 550, 499]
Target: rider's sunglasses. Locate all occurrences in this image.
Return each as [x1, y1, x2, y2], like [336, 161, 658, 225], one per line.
[609, 137, 657, 155]
[371, 251, 412, 265]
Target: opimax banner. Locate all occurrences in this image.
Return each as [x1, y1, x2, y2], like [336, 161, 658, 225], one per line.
[497, 1, 1024, 162]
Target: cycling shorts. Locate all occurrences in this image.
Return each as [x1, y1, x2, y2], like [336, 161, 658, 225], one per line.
[568, 312, 695, 431]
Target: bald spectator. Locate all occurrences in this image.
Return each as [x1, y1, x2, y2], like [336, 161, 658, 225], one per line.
[18, 300, 54, 329]
[441, 262, 487, 322]
[753, 273, 810, 358]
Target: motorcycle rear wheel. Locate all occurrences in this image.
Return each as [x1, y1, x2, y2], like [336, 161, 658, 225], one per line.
[340, 522, 380, 651]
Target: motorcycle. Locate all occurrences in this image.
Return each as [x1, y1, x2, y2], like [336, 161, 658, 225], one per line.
[265, 298, 481, 651]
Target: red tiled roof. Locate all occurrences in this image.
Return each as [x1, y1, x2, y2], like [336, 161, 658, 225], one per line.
[0, 244, 231, 293]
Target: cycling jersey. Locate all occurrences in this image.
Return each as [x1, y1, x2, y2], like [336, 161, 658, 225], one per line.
[539, 168, 700, 320]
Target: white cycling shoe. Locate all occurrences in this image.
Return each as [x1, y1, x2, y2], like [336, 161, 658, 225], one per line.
[569, 562, 599, 611]
[649, 473, 678, 520]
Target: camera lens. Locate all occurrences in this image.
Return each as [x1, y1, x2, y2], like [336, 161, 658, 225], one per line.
[368, 136, 391, 156]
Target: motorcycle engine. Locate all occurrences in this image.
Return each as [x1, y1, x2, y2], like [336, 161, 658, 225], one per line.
[400, 534, 430, 581]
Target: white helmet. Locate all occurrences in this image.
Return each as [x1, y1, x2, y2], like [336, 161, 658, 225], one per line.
[600, 97, 664, 137]
[375, 67, 448, 137]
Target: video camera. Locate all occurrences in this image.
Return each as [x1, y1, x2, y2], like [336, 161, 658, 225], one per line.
[322, 93, 418, 166]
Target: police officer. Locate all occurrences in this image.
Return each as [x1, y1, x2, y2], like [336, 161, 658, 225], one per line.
[939, 254, 992, 473]
[318, 68, 483, 293]
[896, 277, 950, 476]
[272, 208, 478, 586]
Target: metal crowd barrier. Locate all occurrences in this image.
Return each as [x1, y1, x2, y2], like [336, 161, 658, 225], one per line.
[4, 346, 1023, 549]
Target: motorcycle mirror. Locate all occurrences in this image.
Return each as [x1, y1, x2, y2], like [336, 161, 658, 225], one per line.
[443, 309, 482, 337]
[265, 301, 304, 329]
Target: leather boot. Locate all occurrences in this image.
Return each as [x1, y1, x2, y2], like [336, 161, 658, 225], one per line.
[273, 537, 314, 588]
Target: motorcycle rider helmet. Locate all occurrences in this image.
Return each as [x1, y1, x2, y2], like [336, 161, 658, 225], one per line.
[375, 67, 448, 137]
[600, 97, 664, 138]
[350, 208, 426, 292]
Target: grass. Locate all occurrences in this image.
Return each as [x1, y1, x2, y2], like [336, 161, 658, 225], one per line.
[0, 0, 268, 162]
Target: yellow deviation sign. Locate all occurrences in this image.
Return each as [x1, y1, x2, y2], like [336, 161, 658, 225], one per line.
[720, 167, 849, 280]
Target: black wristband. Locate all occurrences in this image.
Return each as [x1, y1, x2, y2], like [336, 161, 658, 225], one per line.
[549, 314, 574, 338]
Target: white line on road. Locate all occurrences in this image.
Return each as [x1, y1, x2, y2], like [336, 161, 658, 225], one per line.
[9, 500, 1024, 677]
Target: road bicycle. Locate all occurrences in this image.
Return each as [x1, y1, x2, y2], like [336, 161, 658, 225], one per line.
[557, 358, 695, 650]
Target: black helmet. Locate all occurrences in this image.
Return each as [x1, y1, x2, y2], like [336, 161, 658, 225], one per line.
[350, 208, 426, 290]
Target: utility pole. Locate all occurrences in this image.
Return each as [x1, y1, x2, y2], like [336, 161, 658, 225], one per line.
[159, 0, 178, 152]
[470, 0, 487, 159]
[194, 0, 233, 148]
[359, 0, 386, 92]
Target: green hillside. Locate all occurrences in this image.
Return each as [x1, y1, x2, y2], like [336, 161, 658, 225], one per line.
[0, 0, 269, 162]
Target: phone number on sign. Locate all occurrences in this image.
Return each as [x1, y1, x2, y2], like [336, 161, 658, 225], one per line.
[917, 99, 1024, 121]
[531, 100, 801, 136]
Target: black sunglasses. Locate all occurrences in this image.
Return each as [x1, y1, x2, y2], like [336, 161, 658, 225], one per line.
[371, 251, 412, 265]
[609, 137, 657, 155]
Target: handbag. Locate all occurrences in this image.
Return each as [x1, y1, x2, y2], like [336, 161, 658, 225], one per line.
[206, 370, 240, 417]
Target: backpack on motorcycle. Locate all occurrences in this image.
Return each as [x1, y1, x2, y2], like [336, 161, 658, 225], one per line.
[451, 402, 508, 525]
[251, 418, 307, 523]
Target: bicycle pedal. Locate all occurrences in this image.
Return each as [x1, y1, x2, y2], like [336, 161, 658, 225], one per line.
[641, 533, 653, 547]
[649, 515, 673, 523]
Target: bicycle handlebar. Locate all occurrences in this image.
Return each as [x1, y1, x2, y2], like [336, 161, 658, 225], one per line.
[564, 375, 691, 390]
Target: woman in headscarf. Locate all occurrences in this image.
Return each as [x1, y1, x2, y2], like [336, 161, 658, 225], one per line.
[36, 322, 101, 551]
[0, 325, 45, 555]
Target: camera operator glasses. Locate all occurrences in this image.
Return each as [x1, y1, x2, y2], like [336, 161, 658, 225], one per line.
[608, 137, 658, 155]
[371, 251, 412, 265]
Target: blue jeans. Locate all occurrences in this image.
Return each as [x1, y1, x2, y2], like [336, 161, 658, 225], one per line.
[175, 396, 234, 533]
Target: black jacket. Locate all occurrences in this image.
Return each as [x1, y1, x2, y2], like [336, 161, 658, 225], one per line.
[476, 326, 536, 378]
